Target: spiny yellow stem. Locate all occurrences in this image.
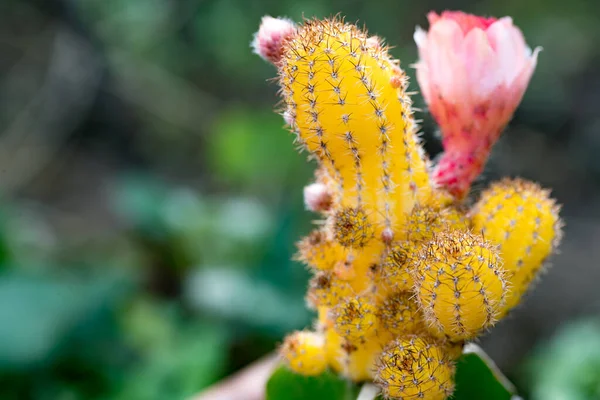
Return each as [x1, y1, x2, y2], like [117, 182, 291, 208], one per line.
[470, 178, 562, 314]
[279, 18, 432, 236]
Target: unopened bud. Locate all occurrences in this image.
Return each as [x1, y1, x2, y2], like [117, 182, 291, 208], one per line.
[381, 227, 394, 244]
[303, 183, 332, 212]
[252, 16, 297, 64]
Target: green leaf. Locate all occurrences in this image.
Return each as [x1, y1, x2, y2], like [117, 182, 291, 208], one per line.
[266, 365, 359, 400]
[452, 344, 519, 400]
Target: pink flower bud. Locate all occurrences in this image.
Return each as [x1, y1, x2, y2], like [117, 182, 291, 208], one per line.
[303, 183, 332, 212]
[252, 16, 297, 65]
[414, 11, 540, 198]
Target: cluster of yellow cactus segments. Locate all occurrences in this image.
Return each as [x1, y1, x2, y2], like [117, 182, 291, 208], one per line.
[261, 17, 563, 400]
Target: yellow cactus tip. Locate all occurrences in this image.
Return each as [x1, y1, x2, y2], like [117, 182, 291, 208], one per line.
[375, 336, 455, 400]
[411, 230, 508, 341]
[332, 207, 374, 248]
[280, 331, 327, 376]
[470, 177, 563, 314]
[277, 16, 431, 227]
[332, 297, 377, 342]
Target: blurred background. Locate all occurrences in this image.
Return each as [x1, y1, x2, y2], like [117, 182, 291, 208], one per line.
[1, 0, 599, 399]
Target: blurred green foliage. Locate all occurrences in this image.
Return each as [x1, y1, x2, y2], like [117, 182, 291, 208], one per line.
[0, 0, 599, 398]
[0, 166, 314, 398]
[522, 319, 600, 400]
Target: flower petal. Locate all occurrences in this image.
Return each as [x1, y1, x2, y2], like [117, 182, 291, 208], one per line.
[414, 26, 429, 53]
[426, 19, 468, 102]
[486, 17, 529, 85]
[508, 46, 541, 107]
[462, 27, 502, 102]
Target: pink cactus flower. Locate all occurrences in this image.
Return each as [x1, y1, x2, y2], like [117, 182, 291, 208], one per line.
[414, 11, 540, 198]
[252, 16, 297, 65]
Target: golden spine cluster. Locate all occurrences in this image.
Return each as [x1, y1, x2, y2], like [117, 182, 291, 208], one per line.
[262, 17, 563, 400]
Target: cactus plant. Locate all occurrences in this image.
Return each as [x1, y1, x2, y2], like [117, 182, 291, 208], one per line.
[253, 11, 563, 400]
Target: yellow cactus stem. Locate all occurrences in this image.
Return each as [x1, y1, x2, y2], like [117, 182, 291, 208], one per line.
[342, 239, 387, 291]
[306, 271, 353, 308]
[411, 230, 508, 341]
[470, 178, 563, 314]
[332, 206, 374, 248]
[296, 229, 346, 271]
[324, 327, 345, 373]
[278, 18, 432, 236]
[280, 330, 327, 376]
[402, 205, 469, 243]
[375, 336, 455, 400]
[332, 296, 377, 342]
[375, 291, 426, 337]
[325, 327, 392, 382]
